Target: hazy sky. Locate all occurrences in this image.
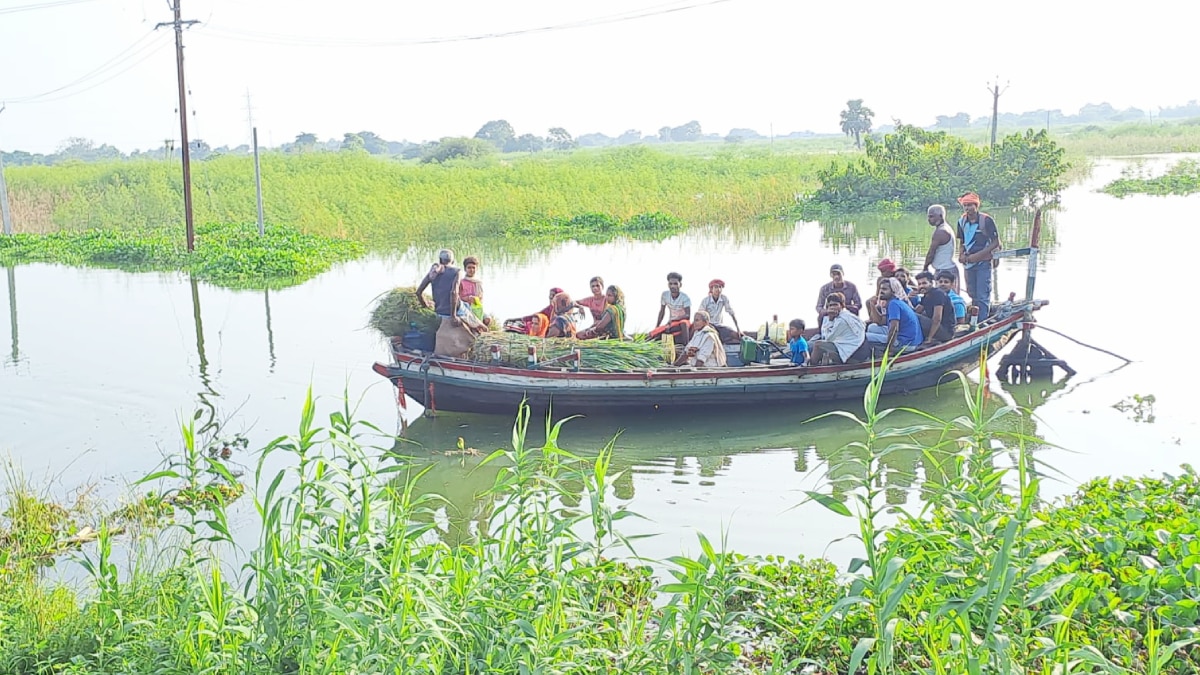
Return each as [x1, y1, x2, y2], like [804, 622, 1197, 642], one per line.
[0, 0, 1195, 154]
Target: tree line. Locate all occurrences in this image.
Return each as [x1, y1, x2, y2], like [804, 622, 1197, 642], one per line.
[5, 98, 1200, 167]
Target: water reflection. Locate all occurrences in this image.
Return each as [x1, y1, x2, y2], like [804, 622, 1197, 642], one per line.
[264, 288, 277, 373]
[190, 274, 220, 435]
[4, 266, 16, 367]
[387, 377, 1058, 548]
[816, 207, 1058, 265]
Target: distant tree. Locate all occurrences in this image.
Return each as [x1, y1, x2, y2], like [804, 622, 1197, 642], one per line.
[293, 132, 318, 152]
[933, 112, 971, 130]
[658, 126, 672, 142]
[840, 99, 874, 149]
[669, 121, 702, 142]
[577, 133, 614, 148]
[474, 120, 516, 150]
[355, 131, 390, 154]
[190, 139, 212, 160]
[617, 129, 642, 145]
[508, 133, 545, 153]
[341, 133, 367, 153]
[420, 137, 495, 163]
[725, 128, 761, 142]
[548, 127, 577, 150]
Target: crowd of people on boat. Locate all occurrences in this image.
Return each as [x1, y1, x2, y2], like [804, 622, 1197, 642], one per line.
[415, 192, 1003, 368]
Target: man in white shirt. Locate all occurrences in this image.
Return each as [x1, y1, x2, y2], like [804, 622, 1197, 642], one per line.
[808, 293, 868, 366]
[653, 271, 692, 344]
[673, 311, 727, 367]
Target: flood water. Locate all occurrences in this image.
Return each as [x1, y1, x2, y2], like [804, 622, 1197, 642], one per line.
[2, 156, 1197, 565]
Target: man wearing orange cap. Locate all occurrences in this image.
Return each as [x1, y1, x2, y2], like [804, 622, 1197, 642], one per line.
[956, 192, 1001, 320]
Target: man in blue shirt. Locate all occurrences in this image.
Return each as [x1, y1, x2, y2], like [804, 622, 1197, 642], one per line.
[936, 270, 967, 323]
[865, 279, 923, 349]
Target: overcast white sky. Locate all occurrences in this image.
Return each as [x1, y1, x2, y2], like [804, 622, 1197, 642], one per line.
[0, 0, 1195, 154]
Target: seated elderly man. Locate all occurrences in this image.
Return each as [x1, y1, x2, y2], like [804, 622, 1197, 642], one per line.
[673, 310, 727, 367]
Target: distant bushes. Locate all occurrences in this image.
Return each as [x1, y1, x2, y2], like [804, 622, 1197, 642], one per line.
[802, 125, 1069, 213]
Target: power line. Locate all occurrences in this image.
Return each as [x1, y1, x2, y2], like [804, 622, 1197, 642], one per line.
[200, 0, 738, 48]
[0, 0, 98, 15]
[3, 31, 166, 103]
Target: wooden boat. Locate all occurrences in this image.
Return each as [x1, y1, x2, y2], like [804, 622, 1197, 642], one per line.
[375, 209, 1053, 416]
[372, 299, 1048, 415]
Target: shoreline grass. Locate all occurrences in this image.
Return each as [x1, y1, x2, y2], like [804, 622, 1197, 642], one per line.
[2, 363, 1197, 673]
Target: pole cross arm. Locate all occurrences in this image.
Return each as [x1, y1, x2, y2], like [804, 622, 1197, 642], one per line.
[992, 247, 1035, 259]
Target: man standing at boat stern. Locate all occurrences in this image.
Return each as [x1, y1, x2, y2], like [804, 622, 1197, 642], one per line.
[956, 192, 1001, 320]
[417, 249, 475, 357]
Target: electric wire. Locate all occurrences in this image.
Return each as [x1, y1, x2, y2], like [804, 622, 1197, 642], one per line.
[0, 0, 99, 15]
[21, 37, 172, 104]
[199, 0, 736, 48]
[4, 30, 167, 103]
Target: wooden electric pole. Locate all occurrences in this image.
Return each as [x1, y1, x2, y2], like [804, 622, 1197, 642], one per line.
[987, 77, 1009, 152]
[157, 1, 199, 252]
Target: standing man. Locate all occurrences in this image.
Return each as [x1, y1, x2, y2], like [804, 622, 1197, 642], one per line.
[815, 264, 862, 326]
[956, 192, 1001, 320]
[416, 248, 463, 323]
[922, 204, 959, 290]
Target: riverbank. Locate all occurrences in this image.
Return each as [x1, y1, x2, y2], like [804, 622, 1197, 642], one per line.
[3, 372, 1197, 675]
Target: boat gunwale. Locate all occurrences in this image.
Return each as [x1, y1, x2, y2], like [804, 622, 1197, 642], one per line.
[383, 312, 1028, 384]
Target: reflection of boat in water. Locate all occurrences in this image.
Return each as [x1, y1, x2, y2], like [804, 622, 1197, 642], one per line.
[372, 300, 1045, 415]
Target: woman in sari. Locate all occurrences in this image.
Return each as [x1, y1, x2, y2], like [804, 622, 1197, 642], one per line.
[577, 276, 607, 323]
[577, 285, 625, 340]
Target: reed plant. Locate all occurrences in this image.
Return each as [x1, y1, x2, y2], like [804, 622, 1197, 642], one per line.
[4, 146, 828, 246]
[2, 360, 1198, 673]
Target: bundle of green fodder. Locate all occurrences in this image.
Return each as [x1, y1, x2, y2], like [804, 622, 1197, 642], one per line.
[368, 287, 439, 338]
[469, 333, 672, 372]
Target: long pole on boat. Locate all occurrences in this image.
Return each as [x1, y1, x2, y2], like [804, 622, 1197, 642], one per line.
[1026, 207, 1041, 302]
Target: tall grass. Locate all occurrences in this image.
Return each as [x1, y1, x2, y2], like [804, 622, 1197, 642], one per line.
[5, 146, 830, 245]
[1, 363, 1197, 673]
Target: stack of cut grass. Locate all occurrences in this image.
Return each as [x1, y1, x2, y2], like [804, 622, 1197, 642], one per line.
[368, 287, 439, 337]
[468, 332, 672, 372]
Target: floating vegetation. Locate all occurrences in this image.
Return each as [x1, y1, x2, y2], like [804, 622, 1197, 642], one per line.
[1102, 159, 1200, 198]
[0, 222, 363, 288]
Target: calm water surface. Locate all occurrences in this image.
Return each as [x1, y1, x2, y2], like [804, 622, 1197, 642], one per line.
[1, 156, 1196, 564]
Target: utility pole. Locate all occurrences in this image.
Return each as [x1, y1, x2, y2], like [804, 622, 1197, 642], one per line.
[156, 2, 199, 252]
[253, 127, 265, 236]
[987, 76, 1009, 152]
[0, 104, 12, 236]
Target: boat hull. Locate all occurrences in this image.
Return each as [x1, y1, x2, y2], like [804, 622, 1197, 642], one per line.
[373, 313, 1025, 416]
